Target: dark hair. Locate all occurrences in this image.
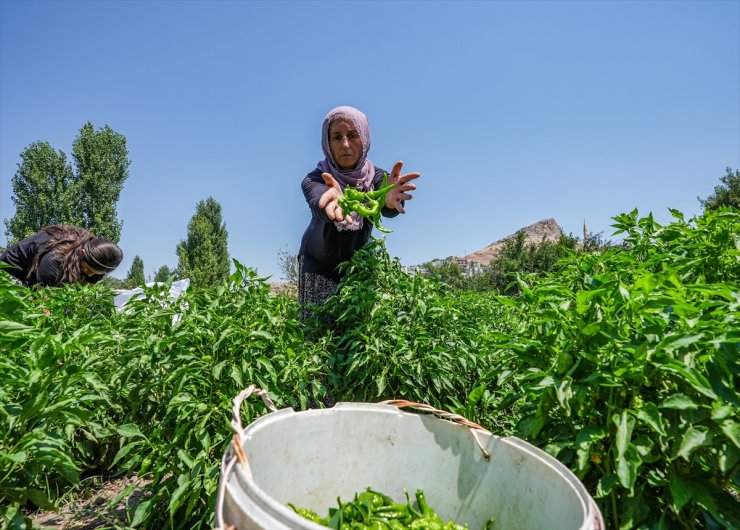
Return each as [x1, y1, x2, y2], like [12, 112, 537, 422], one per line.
[83, 237, 124, 273]
[28, 225, 123, 283]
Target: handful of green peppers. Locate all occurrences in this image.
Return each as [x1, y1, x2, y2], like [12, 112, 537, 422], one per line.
[288, 487, 470, 530]
[338, 173, 398, 233]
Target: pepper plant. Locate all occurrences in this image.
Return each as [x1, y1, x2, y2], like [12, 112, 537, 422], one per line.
[493, 208, 739, 529]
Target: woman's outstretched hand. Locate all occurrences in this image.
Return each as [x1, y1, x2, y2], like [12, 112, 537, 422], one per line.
[385, 161, 420, 213]
[319, 161, 420, 221]
[319, 173, 347, 222]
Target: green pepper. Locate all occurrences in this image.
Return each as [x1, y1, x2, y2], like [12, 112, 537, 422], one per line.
[337, 173, 398, 233]
[287, 503, 325, 524]
[366, 172, 398, 199]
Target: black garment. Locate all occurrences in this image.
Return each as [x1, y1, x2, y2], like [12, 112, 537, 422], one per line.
[298, 167, 400, 282]
[0, 231, 104, 286]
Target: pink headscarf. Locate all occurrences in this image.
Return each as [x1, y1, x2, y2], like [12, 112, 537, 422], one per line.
[317, 106, 375, 192]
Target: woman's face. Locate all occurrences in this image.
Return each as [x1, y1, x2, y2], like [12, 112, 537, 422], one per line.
[79, 249, 107, 281]
[328, 119, 363, 170]
[80, 259, 106, 280]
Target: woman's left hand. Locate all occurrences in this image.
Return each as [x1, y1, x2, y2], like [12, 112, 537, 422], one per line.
[385, 161, 420, 214]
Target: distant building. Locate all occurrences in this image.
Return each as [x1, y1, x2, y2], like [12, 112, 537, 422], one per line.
[404, 256, 483, 278]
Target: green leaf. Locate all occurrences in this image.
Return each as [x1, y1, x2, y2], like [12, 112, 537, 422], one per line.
[518, 414, 545, 439]
[250, 330, 275, 341]
[582, 372, 620, 386]
[660, 394, 698, 410]
[660, 333, 704, 352]
[25, 488, 56, 510]
[230, 364, 243, 387]
[81, 372, 109, 393]
[636, 402, 666, 436]
[646, 469, 667, 487]
[131, 498, 153, 528]
[614, 411, 635, 460]
[711, 402, 734, 421]
[581, 322, 601, 337]
[177, 449, 195, 469]
[376, 373, 386, 394]
[213, 360, 227, 379]
[108, 483, 136, 508]
[2, 451, 27, 464]
[720, 419, 740, 448]
[169, 476, 192, 518]
[677, 426, 709, 460]
[658, 358, 718, 400]
[4, 504, 28, 530]
[672, 479, 719, 518]
[616, 444, 640, 490]
[111, 440, 144, 467]
[197, 428, 211, 452]
[575, 446, 590, 472]
[116, 423, 145, 438]
[576, 425, 607, 446]
[596, 474, 620, 498]
[0, 320, 33, 332]
[256, 356, 277, 382]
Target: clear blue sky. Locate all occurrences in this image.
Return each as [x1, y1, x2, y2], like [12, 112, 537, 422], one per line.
[1, 0, 738, 281]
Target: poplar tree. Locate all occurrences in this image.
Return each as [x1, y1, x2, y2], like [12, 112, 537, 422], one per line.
[4, 122, 129, 244]
[176, 197, 229, 289]
[4, 142, 77, 240]
[126, 255, 146, 287]
[72, 122, 130, 241]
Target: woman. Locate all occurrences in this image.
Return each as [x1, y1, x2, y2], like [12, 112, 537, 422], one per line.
[298, 105, 420, 315]
[0, 225, 123, 287]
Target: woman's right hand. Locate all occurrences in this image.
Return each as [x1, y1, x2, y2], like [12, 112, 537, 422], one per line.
[319, 173, 346, 222]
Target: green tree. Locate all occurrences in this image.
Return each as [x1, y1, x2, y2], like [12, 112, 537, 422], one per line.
[276, 246, 298, 296]
[581, 230, 616, 252]
[126, 255, 145, 287]
[699, 167, 740, 211]
[4, 142, 78, 242]
[71, 122, 130, 241]
[4, 122, 129, 244]
[477, 232, 577, 294]
[422, 259, 466, 289]
[153, 265, 173, 283]
[176, 197, 229, 289]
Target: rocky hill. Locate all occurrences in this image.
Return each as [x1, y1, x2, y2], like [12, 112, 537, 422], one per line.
[463, 218, 564, 266]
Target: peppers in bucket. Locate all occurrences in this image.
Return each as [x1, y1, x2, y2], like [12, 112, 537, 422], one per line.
[288, 487, 479, 529]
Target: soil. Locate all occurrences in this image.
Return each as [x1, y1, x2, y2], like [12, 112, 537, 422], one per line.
[29, 475, 150, 530]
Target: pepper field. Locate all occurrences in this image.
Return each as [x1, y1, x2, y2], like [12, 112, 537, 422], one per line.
[1, 208, 738, 529]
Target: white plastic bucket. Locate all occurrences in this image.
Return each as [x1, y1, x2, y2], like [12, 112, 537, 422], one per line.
[216, 393, 603, 530]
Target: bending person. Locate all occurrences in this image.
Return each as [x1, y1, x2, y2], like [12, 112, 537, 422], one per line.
[1, 225, 123, 287]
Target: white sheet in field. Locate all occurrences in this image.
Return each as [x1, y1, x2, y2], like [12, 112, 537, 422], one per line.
[113, 279, 190, 313]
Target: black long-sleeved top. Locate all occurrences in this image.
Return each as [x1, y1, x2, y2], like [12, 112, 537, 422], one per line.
[0, 231, 104, 286]
[299, 167, 400, 281]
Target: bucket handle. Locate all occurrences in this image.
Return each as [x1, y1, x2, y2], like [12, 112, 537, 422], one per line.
[230, 385, 277, 467]
[215, 386, 277, 530]
[380, 399, 492, 460]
